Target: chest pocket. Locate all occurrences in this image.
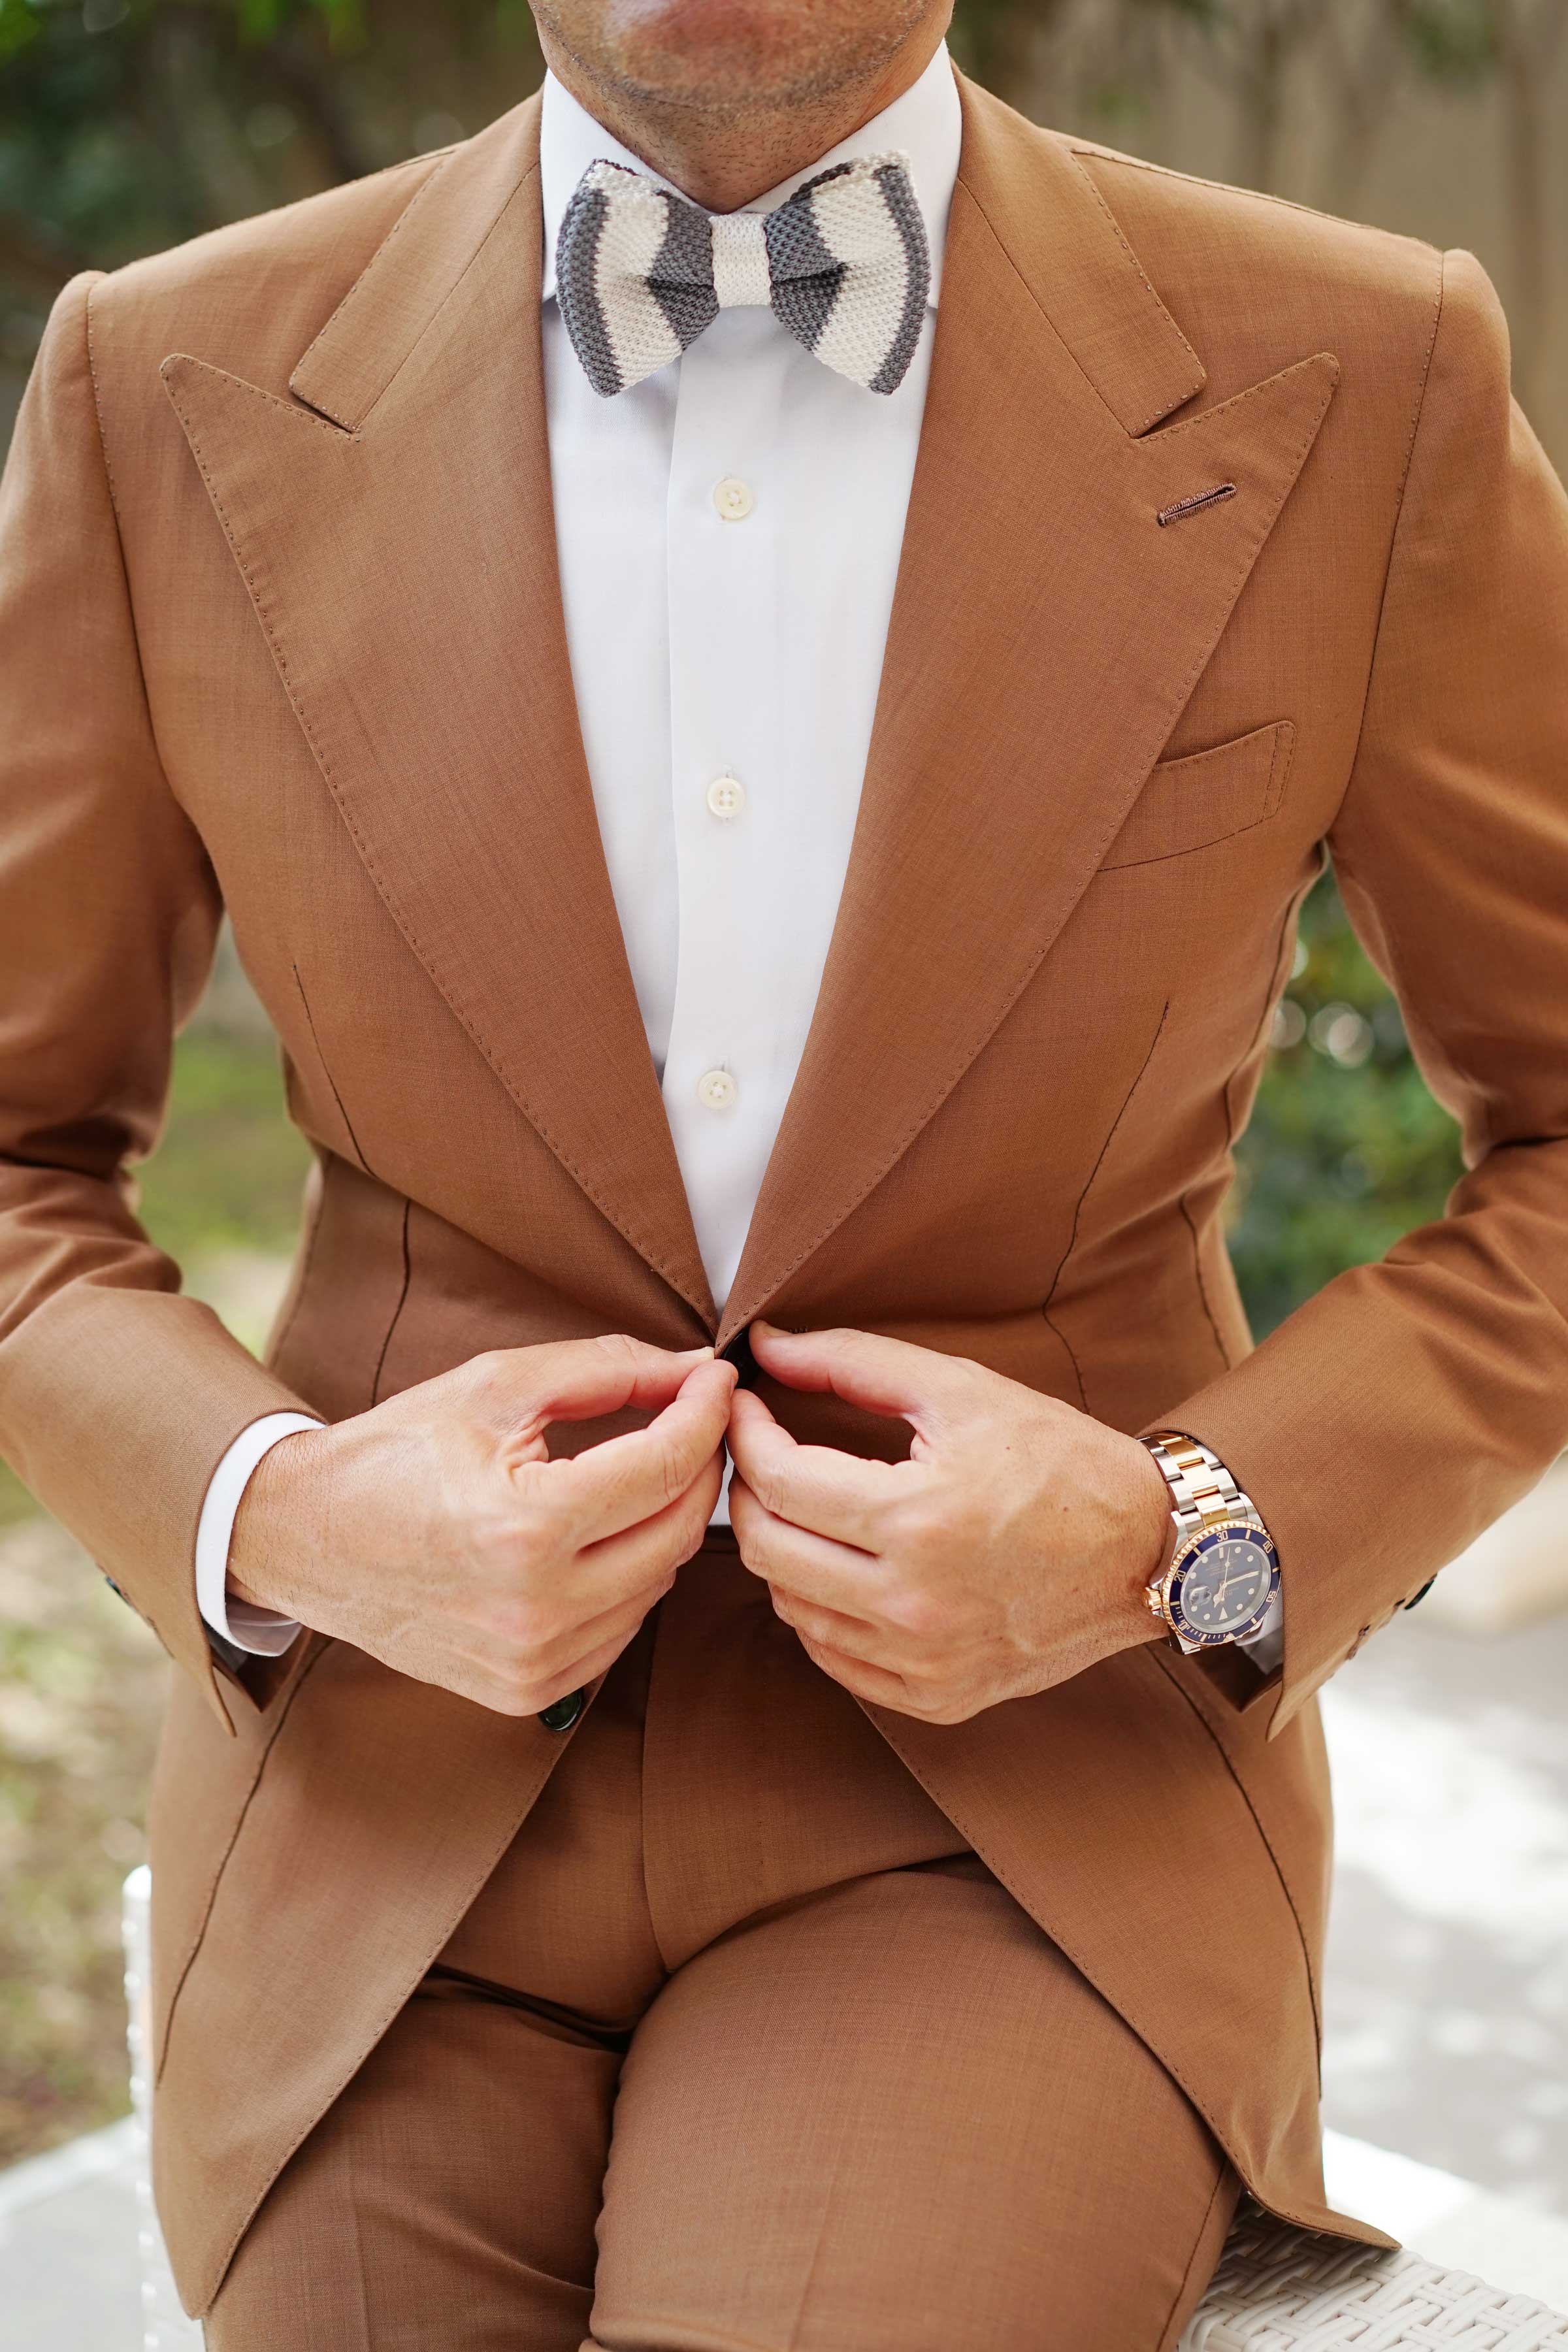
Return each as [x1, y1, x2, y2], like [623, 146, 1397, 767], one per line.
[1102, 719, 1295, 870]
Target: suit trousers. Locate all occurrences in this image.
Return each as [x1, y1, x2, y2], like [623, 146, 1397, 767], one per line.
[204, 1538, 1239, 2350]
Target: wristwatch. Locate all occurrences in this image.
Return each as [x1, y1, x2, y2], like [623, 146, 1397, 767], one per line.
[1139, 1430, 1281, 1654]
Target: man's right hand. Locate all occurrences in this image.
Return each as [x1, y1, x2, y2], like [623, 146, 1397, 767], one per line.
[227, 1336, 735, 1716]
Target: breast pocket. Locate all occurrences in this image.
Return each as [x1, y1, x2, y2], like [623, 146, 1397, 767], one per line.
[1102, 719, 1295, 870]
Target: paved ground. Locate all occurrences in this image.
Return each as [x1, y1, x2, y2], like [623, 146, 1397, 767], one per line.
[1321, 1604, 1568, 2215]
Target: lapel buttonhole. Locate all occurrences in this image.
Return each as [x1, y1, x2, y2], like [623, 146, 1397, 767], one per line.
[1156, 482, 1238, 527]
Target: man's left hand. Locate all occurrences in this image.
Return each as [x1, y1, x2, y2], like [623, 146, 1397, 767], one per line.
[726, 1322, 1174, 1724]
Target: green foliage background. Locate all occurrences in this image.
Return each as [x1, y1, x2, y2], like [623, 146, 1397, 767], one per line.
[1231, 874, 1462, 1335]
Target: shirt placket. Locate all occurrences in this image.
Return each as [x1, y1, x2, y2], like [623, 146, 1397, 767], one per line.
[662, 312, 789, 1311]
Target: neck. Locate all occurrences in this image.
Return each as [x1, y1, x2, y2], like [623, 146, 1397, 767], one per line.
[537, 21, 950, 212]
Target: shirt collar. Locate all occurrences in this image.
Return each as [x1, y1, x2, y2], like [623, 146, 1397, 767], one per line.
[539, 41, 961, 307]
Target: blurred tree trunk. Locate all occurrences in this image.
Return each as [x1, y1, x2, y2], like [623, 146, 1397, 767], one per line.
[1173, 0, 1325, 194]
[1316, 0, 1407, 212]
[1488, 0, 1568, 418]
[1234, 5, 1291, 191]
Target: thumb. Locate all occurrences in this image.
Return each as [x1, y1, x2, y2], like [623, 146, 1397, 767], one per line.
[489, 1335, 717, 1431]
[745, 1322, 980, 1439]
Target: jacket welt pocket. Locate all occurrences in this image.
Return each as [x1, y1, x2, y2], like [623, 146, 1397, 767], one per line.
[1102, 719, 1296, 870]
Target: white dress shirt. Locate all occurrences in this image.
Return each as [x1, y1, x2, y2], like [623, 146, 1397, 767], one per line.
[198, 46, 1281, 1673]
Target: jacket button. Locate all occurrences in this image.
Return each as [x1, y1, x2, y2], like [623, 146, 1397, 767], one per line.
[538, 1688, 585, 1733]
[721, 1328, 760, 1389]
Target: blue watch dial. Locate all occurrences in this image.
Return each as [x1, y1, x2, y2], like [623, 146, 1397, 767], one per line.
[1169, 1525, 1277, 1644]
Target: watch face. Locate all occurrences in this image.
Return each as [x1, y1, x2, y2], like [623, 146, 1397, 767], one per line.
[1170, 1524, 1277, 1644]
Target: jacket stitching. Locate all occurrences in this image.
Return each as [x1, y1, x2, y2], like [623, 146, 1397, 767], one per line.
[1327, 246, 1446, 836]
[161, 370, 710, 1323]
[1156, 2153, 1233, 2352]
[161, 359, 351, 439]
[298, 155, 541, 432]
[1158, 480, 1237, 524]
[153, 1641, 331, 2087]
[197, 1722, 595, 2304]
[84, 279, 242, 1732]
[355, 158, 542, 431]
[1141, 349, 1338, 445]
[1181, 865, 1315, 1369]
[1179, 1187, 1230, 1374]
[1056, 148, 1205, 433]
[1148, 1647, 1324, 2050]
[732, 374, 1331, 1323]
[80, 274, 122, 519]
[952, 169, 1139, 432]
[1041, 999, 1171, 1411]
[264, 1143, 329, 1370]
[1264, 719, 1294, 821]
[1103, 719, 1295, 871]
[1073, 139, 1444, 250]
[287, 145, 462, 427]
[292, 963, 371, 1173]
[370, 1198, 413, 1406]
[858, 1699, 1328, 2224]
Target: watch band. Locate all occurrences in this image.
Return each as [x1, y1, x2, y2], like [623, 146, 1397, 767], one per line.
[1139, 1429, 1262, 1539]
[1140, 1431, 1279, 1653]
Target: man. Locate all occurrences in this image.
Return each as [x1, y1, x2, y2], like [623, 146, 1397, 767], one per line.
[2, 0, 1566, 2340]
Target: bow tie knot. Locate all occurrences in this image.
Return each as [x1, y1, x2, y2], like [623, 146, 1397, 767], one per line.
[709, 211, 774, 310]
[556, 152, 931, 399]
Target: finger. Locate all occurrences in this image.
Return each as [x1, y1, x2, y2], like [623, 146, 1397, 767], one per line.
[518, 1620, 649, 1720]
[791, 1630, 933, 1718]
[726, 1389, 898, 1548]
[766, 1586, 919, 1678]
[542, 1361, 736, 1544]
[570, 1445, 723, 1609]
[492, 1333, 719, 1431]
[515, 1568, 677, 1684]
[747, 1322, 986, 1438]
[729, 1475, 886, 1617]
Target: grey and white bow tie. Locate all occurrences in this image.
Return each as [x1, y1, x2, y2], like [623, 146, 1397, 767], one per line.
[555, 152, 930, 399]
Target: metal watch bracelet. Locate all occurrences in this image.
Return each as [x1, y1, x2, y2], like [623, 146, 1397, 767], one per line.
[1139, 1429, 1263, 1543]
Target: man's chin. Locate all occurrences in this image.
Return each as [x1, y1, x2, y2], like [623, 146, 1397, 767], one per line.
[536, 0, 927, 118]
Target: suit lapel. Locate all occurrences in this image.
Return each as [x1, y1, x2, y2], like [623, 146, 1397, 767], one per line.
[162, 97, 716, 1328]
[719, 82, 1337, 1345]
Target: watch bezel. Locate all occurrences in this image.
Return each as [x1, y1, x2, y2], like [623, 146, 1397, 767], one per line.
[1158, 1520, 1281, 1648]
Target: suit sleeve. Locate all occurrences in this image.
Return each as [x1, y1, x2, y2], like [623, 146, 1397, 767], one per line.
[1148, 248, 1568, 1735]
[0, 274, 314, 1732]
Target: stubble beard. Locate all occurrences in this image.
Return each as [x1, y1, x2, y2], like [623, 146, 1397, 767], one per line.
[531, 0, 932, 134]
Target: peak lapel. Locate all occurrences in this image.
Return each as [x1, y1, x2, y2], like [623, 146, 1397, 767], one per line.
[719, 84, 1337, 1345]
[162, 99, 715, 1328]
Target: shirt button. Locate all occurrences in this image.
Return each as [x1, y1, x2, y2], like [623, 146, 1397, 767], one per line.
[713, 476, 754, 521]
[697, 1068, 738, 1111]
[706, 774, 745, 820]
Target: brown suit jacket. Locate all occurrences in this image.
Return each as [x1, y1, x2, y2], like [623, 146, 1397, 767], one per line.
[4, 66, 1568, 2314]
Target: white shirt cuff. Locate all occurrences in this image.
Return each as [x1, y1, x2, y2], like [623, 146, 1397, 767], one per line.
[1235, 1585, 1284, 1674]
[195, 1413, 321, 1656]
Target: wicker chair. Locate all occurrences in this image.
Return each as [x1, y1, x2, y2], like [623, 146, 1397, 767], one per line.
[122, 1870, 1568, 2351]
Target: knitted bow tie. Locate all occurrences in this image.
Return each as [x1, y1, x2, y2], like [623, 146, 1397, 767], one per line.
[555, 152, 931, 399]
